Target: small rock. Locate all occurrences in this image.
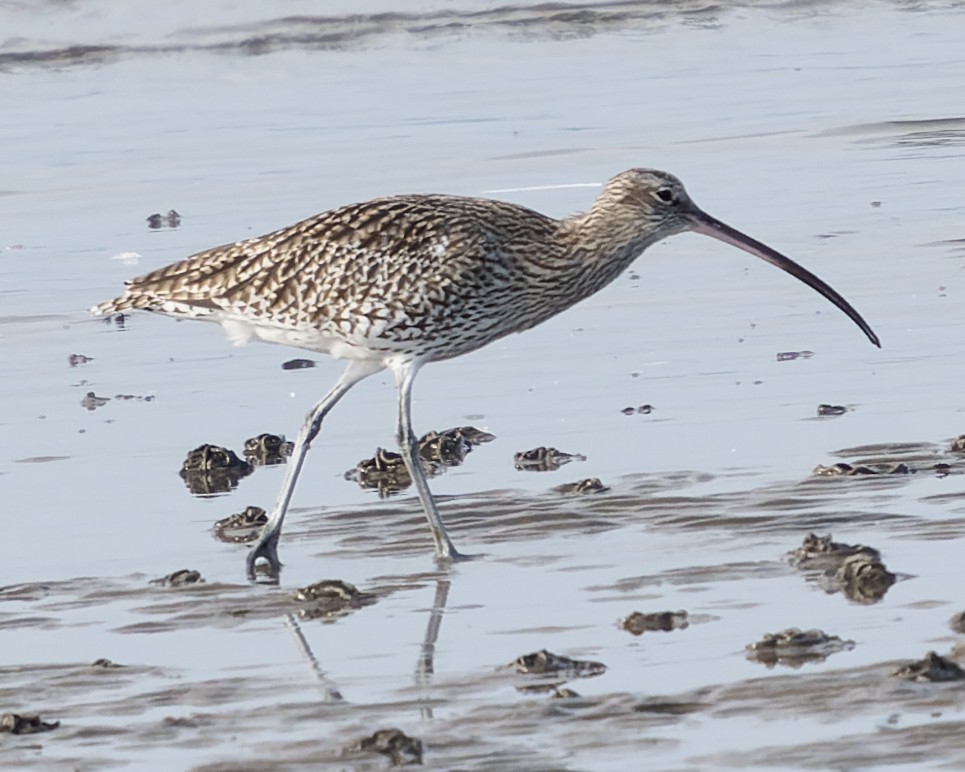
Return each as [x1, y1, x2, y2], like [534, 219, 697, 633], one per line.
[147, 209, 181, 229]
[345, 728, 423, 766]
[243, 433, 293, 466]
[113, 393, 155, 402]
[447, 426, 496, 446]
[621, 404, 654, 415]
[1, 713, 60, 735]
[511, 649, 606, 677]
[746, 627, 855, 667]
[950, 611, 965, 635]
[418, 430, 470, 465]
[68, 353, 93, 367]
[817, 403, 848, 416]
[552, 687, 580, 699]
[282, 358, 315, 370]
[825, 553, 896, 603]
[150, 569, 203, 587]
[420, 426, 494, 463]
[347, 426, 493, 495]
[514, 446, 586, 472]
[776, 350, 814, 362]
[348, 447, 418, 496]
[180, 444, 253, 495]
[518, 683, 581, 699]
[787, 532, 880, 570]
[892, 651, 965, 682]
[80, 391, 110, 411]
[213, 506, 267, 544]
[555, 477, 609, 494]
[812, 462, 911, 476]
[181, 444, 250, 473]
[293, 579, 376, 620]
[812, 462, 872, 476]
[621, 610, 689, 636]
[294, 579, 366, 603]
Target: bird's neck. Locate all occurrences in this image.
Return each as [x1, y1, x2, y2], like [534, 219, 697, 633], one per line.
[555, 208, 660, 296]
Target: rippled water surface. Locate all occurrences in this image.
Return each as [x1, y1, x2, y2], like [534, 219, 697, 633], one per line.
[3, 1, 965, 769]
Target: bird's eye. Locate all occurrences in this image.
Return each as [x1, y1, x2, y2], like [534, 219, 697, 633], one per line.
[656, 188, 675, 203]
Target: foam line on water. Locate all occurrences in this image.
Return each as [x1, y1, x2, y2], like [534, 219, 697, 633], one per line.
[481, 182, 603, 194]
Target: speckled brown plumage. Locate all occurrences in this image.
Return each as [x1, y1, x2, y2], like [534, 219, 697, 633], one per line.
[92, 170, 691, 362]
[91, 168, 879, 579]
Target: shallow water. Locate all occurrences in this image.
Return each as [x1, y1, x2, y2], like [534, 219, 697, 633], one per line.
[3, 1, 965, 769]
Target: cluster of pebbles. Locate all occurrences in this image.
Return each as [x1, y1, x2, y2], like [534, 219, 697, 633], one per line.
[343, 727, 424, 766]
[179, 433, 294, 495]
[292, 579, 377, 622]
[779, 532, 965, 682]
[607, 531, 965, 688]
[347, 428, 607, 492]
[813, 461, 912, 476]
[746, 627, 855, 668]
[207, 428, 609, 544]
[621, 610, 689, 636]
[193, 424, 603, 511]
[811, 432, 965, 478]
[79, 390, 155, 411]
[787, 532, 897, 604]
[145, 209, 181, 229]
[513, 445, 586, 472]
[507, 648, 608, 700]
[1, 712, 60, 735]
[213, 505, 270, 545]
[345, 426, 495, 496]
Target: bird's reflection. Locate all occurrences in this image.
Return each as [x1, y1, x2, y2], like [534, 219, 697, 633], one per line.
[415, 578, 451, 719]
[281, 573, 455, 717]
[284, 612, 343, 702]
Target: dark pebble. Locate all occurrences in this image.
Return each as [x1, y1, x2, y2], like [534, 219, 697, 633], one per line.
[282, 358, 316, 370]
[817, 404, 847, 416]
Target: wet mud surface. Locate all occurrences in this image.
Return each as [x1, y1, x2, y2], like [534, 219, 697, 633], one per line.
[4, 0, 965, 769]
[6, 458, 965, 768]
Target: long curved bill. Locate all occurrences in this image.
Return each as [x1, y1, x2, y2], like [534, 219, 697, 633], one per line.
[687, 208, 880, 348]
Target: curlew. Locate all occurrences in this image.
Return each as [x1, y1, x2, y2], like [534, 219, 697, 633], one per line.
[92, 169, 880, 579]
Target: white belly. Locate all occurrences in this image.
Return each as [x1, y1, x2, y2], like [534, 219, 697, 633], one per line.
[219, 316, 403, 361]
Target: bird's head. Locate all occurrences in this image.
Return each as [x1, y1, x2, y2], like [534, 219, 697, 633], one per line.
[596, 168, 697, 239]
[593, 168, 880, 348]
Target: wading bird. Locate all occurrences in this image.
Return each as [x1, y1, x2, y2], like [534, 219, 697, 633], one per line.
[92, 169, 880, 579]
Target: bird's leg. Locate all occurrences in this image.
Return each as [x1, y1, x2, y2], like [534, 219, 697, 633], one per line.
[393, 360, 465, 561]
[247, 359, 383, 581]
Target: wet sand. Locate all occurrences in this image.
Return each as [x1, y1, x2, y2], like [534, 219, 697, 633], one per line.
[3, 1, 965, 769]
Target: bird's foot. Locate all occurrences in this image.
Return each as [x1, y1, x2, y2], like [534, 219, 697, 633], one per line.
[246, 530, 283, 583]
[436, 545, 483, 565]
